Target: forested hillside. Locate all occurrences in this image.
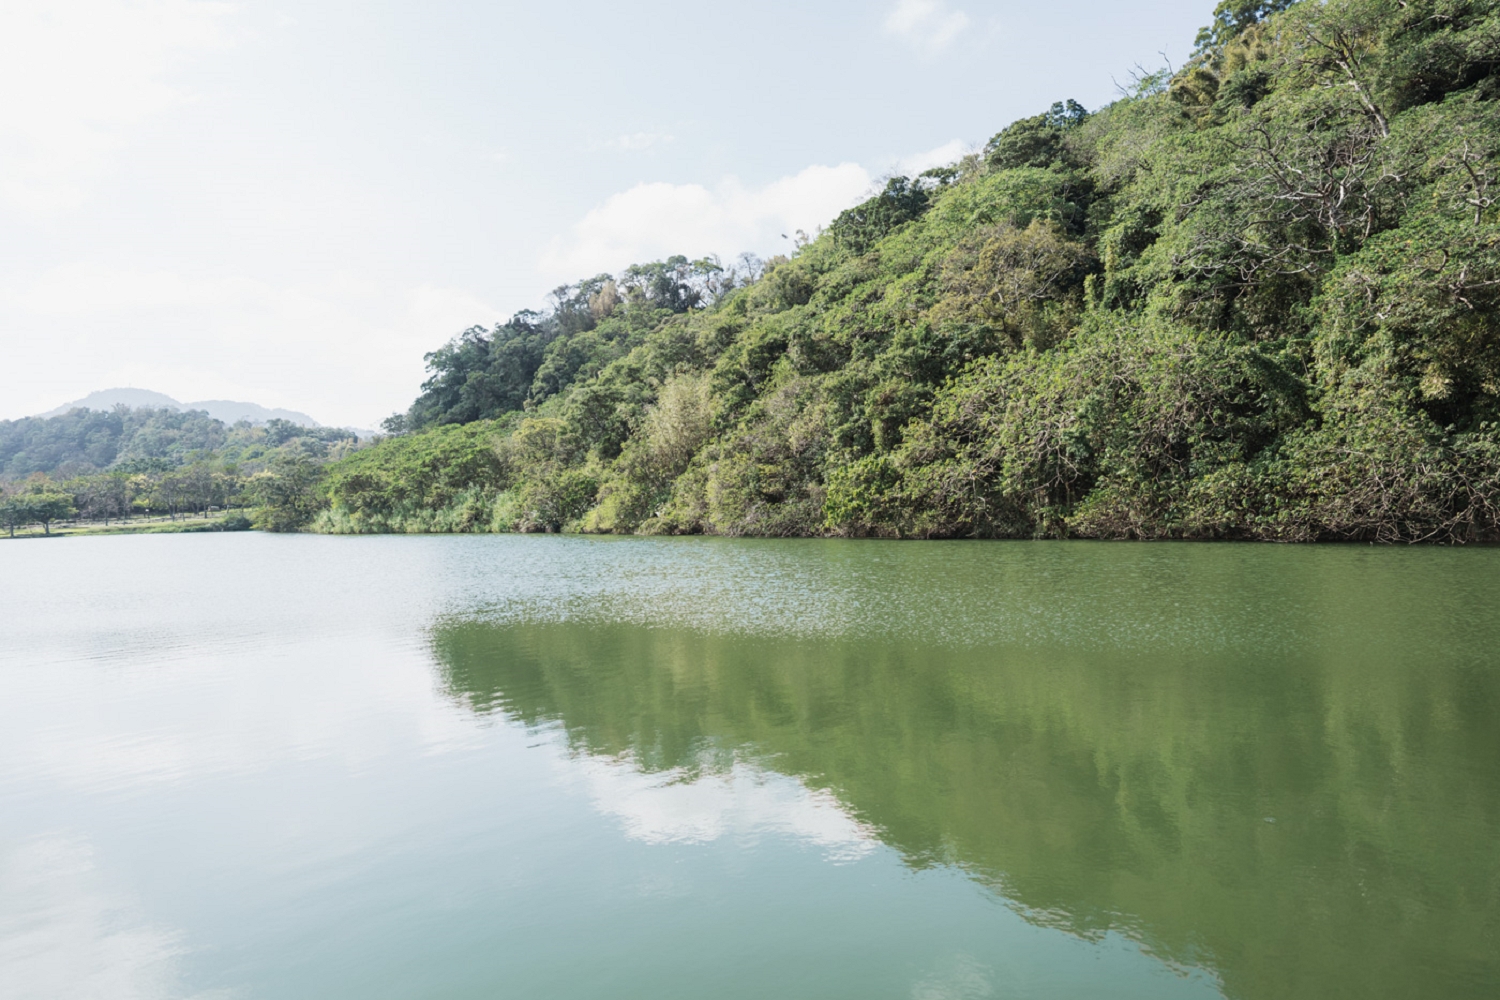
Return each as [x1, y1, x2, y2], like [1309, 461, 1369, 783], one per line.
[0, 406, 354, 479]
[0, 407, 360, 535]
[0, 406, 235, 478]
[309, 0, 1500, 542]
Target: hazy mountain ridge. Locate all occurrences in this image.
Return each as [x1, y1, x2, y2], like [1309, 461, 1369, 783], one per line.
[39, 388, 322, 427]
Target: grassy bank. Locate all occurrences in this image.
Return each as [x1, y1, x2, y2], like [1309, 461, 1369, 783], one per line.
[2, 512, 254, 539]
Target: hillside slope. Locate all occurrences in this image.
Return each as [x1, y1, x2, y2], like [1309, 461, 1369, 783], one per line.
[318, 0, 1500, 542]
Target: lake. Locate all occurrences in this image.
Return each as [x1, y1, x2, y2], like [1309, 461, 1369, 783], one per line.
[1, 534, 1497, 999]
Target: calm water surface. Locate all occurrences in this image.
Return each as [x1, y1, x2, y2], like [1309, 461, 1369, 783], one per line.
[1, 534, 1497, 999]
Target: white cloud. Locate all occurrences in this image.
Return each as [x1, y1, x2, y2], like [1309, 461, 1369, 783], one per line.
[0, 0, 234, 214]
[539, 139, 977, 282]
[539, 162, 873, 280]
[896, 138, 970, 177]
[883, 0, 970, 55]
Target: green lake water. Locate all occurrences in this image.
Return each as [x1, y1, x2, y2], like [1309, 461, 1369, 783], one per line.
[1, 534, 1497, 999]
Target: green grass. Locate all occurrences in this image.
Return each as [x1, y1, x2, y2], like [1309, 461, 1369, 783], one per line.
[2, 512, 255, 539]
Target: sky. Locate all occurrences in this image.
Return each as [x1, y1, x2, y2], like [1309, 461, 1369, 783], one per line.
[0, 0, 1215, 429]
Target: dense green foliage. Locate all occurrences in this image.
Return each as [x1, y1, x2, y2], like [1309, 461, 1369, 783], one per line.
[0, 406, 227, 478]
[326, 0, 1500, 542]
[0, 407, 362, 535]
[0, 487, 74, 537]
[0, 406, 358, 479]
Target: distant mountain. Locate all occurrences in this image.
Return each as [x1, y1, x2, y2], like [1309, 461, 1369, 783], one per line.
[40, 388, 180, 415]
[182, 399, 321, 427]
[39, 388, 321, 427]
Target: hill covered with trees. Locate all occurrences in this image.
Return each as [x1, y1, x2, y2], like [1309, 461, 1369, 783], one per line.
[290, 0, 1500, 542]
[0, 406, 354, 479]
[0, 407, 361, 536]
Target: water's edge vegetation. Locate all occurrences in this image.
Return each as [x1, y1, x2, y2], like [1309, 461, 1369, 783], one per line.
[7, 0, 1500, 542]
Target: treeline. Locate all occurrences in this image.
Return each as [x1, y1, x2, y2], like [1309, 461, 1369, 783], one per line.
[285, 0, 1500, 542]
[0, 405, 358, 478]
[0, 407, 365, 536]
[0, 465, 243, 537]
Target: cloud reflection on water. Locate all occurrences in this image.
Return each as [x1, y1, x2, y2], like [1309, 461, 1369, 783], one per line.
[0, 836, 232, 1000]
[564, 754, 878, 861]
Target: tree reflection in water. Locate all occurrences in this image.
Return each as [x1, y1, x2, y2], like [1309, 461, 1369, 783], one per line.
[430, 570, 1500, 1000]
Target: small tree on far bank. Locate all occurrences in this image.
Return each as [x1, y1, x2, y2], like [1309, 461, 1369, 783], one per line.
[0, 488, 75, 537]
[0, 491, 24, 538]
[27, 492, 76, 535]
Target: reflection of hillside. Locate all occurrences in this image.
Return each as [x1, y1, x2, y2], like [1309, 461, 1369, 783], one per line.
[430, 553, 1500, 1000]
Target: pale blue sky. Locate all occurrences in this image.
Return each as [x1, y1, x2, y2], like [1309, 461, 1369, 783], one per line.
[0, 0, 1213, 427]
